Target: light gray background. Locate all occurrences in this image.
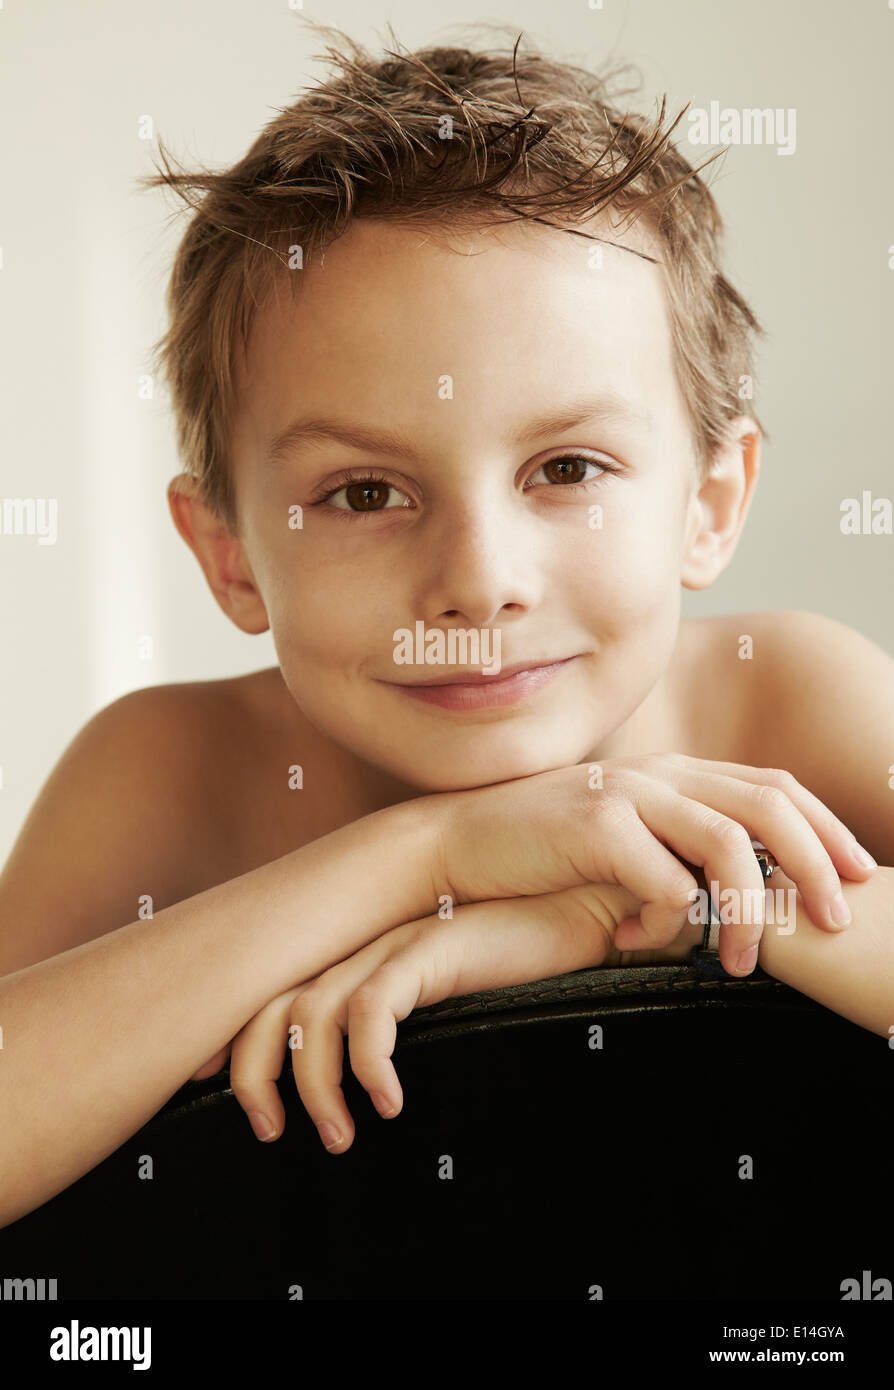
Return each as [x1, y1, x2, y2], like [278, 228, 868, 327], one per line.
[1, 0, 892, 862]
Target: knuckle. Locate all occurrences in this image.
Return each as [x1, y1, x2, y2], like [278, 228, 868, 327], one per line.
[580, 777, 607, 811]
[762, 767, 798, 792]
[662, 872, 700, 913]
[291, 981, 328, 1016]
[704, 813, 751, 852]
[823, 808, 849, 838]
[616, 753, 648, 773]
[228, 1071, 259, 1104]
[638, 902, 679, 942]
[620, 753, 663, 781]
[632, 752, 684, 779]
[347, 983, 383, 1014]
[754, 783, 792, 815]
[588, 791, 634, 829]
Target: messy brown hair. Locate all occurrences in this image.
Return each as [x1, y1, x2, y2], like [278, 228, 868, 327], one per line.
[139, 19, 764, 534]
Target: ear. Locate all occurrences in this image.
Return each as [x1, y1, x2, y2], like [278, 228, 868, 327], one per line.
[680, 418, 761, 591]
[167, 475, 270, 635]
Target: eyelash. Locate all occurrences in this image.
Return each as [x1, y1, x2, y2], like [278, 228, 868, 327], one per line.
[308, 454, 619, 516]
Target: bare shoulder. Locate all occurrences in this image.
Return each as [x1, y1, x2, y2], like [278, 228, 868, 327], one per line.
[670, 611, 768, 763]
[0, 673, 269, 974]
[149, 666, 330, 875]
[683, 609, 894, 860]
[110, 666, 306, 860]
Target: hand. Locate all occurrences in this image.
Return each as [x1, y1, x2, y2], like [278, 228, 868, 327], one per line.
[188, 1044, 232, 1082]
[226, 879, 644, 1152]
[432, 754, 877, 976]
[188, 753, 876, 1085]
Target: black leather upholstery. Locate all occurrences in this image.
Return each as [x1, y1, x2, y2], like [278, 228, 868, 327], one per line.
[2, 959, 890, 1300]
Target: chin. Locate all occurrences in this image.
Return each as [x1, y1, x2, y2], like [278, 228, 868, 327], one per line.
[384, 734, 595, 794]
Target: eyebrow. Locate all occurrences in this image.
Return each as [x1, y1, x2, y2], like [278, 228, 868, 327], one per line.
[266, 391, 652, 467]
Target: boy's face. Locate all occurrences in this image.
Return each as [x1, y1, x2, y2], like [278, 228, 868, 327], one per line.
[206, 215, 753, 793]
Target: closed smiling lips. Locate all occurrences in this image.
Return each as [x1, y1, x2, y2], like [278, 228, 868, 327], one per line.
[392, 656, 580, 686]
[380, 655, 583, 711]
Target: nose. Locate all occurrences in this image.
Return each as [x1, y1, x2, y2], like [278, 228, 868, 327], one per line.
[415, 493, 544, 628]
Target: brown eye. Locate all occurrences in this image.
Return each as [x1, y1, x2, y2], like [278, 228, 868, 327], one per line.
[317, 473, 413, 512]
[543, 457, 589, 484]
[344, 480, 390, 511]
[529, 454, 609, 488]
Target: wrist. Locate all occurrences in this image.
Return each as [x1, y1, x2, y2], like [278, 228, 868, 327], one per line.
[367, 795, 447, 920]
[753, 866, 893, 1037]
[255, 796, 445, 992]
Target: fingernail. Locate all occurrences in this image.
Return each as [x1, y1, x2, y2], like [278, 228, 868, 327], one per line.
[735, 944, 759, 974]
[853, 845, 877, 869]
[317, 1121, 342, 1150]
[371, 1091, 397, 1118]
[249, 1111, 277, 1142]
[830, 891, 851, 927]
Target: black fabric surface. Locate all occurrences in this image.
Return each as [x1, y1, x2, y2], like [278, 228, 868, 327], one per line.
[1, 963, 888, 1300]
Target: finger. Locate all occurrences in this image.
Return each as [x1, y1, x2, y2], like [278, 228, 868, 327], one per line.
[578, 796, 702, 941]
[189, 1041, 232, 1081]
[287, 924, 428, 1152]
[290, 987, 358, 1154]
[660, 765, 854, 933]
[345, 982, 406, 1120]
[344, 878, 659, 1098]
[342, 937, 463, 1116]
[343, 891, 645, 1110]
[614, 787, 767, 975]
[664, 757, 877, 880]
[290, 925, 454, 1150]
[339, 923, 520, 1120]
[228, 989, 302, 1143]
[302, 894, 630, 1133]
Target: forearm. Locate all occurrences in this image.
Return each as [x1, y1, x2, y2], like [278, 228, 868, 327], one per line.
[606, 867, 894, 1033]
[756, 865, 894, 1038]
[0, 800, 436, 1226]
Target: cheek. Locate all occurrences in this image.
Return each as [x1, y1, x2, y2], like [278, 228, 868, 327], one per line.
[571, 490, 682, 632]
[264, 547, 395, 671]
[272, 589, 352, 663]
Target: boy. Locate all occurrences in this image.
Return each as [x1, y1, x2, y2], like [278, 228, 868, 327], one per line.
[0, 25, 891, 1221]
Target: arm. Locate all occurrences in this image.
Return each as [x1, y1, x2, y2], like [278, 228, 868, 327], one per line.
[726, 611, 894, 1033]
[0, 798, 437, 1228]
[245, 865, 894, 1155]
[756, 865, 894, 1039]
[621, 860, 894, 1038]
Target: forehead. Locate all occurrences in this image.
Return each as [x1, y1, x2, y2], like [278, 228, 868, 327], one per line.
[236, 213, 683, 448]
